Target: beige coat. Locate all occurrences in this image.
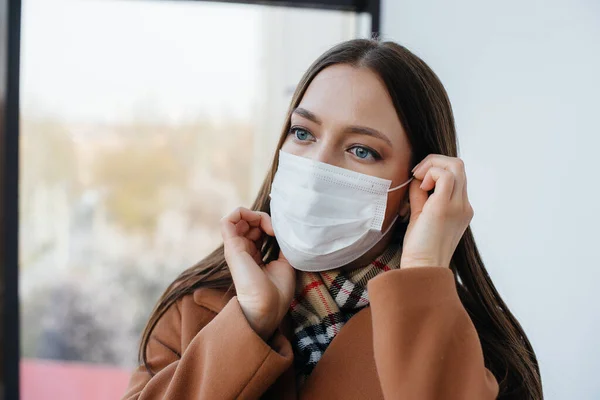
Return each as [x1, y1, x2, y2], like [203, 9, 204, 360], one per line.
[123, 267, 499, 399]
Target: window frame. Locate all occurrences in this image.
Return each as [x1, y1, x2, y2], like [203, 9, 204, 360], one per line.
[1, 0, 22, 399]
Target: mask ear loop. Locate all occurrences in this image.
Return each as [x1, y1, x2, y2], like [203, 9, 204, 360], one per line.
[387, 176, 414, 192]
[387, 177, 414, 223]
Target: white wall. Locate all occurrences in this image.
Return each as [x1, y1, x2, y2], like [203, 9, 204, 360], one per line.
[382, 1, 600, 399]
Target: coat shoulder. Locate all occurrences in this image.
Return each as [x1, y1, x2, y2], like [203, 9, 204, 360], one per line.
[190, 286, 235, 314]
[150, 286, 236, 360]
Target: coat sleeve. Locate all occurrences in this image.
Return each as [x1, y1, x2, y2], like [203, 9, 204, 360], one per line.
[367, 267, 499, 400]
[122, 295, 294, 400]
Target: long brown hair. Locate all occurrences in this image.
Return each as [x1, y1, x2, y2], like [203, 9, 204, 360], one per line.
[139, 39, 542, 399]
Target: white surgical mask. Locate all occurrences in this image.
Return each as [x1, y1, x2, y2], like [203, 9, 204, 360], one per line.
[269, 150, 413, 272]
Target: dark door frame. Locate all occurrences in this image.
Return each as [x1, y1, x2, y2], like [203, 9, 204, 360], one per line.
[0, 0, 379, 399]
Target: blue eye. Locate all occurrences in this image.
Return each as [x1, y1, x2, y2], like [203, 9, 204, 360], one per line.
[354, 147, 370, 159]
[296, 129, 309, 141]
[349, 146, 380, 161]
[289, 127, 314, 142]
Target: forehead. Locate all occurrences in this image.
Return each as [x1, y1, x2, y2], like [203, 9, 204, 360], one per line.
[297, 64, 402, 133]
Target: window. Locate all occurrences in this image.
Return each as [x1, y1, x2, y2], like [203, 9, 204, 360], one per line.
[16, 0, 372, 398]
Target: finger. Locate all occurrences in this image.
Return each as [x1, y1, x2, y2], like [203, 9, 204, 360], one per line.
[220, 207, 274, 241]
[412, 155, 465, 195]
[247, 227, 262, 242]
[238, 208, 274, 236]
[248, 240, 263, 265]
[453, 171, 470, 210]
[413, 154, 465, 180]
[222, 235, 264, 277]
[258, 213, 274, 237]
[408, 178, 428, 223]
[235, 220, 250, 236]
[421, 166, 455, 203]
[220, 215, 240, 242]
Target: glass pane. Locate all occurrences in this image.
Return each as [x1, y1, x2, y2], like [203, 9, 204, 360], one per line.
[19, 0, 365, 398]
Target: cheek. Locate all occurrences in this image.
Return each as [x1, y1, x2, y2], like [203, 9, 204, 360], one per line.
[280, 134, 292, 150]
[280, 136, 300, 155]
[382, 187, 408, 229]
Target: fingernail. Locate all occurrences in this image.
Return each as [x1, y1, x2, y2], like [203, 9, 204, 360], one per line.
[411, 164, 419, 173]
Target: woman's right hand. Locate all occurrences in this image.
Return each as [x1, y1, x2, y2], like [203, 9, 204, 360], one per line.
[220, 207, 296, 341]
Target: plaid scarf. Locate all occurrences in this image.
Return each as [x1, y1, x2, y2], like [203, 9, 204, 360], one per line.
[289, 232, 404, 387]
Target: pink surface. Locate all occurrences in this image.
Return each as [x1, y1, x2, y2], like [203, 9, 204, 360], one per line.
[21, 359, 132, 400]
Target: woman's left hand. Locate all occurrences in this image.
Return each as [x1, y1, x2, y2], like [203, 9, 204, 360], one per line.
[400, 154, 474, 269]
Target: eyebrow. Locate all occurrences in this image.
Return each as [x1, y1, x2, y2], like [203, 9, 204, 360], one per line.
[293, 107, 322, 124]
[293, 107, 393, 148]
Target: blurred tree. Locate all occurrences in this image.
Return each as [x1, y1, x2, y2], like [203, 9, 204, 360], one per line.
[91, 125, 190, 234]
[90, 118, 256, 234]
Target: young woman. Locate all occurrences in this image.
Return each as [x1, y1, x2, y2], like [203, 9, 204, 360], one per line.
[123, 39, 542, 399]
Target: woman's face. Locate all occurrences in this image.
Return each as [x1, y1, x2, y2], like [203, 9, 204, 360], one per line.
[281, 64, 413, 231]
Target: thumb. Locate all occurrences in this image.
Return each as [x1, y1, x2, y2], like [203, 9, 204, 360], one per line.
[408, 178, 428, 223]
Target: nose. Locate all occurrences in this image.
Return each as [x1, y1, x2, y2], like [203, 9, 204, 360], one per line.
[312, 148, 333, 165]
[307, 141, 339, 167]
[282, 131, 342, 167]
